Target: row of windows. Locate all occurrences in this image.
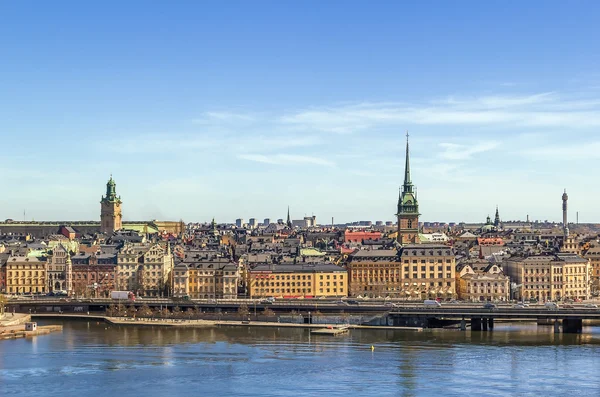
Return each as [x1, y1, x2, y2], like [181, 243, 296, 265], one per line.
[468, 282, 505, 287]
[254, 288, 344, 294]
[7, 271, 44, 277]
[8, 287, 44, 293]
[8, 279, 45, 285]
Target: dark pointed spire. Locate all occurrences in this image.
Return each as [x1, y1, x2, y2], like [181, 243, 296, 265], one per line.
[404, 131, 411, 187]
[286, 206, 292, 228]
[494, 205, 500, 227]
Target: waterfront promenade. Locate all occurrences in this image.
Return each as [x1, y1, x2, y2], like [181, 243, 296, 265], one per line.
[30, 313, 423, 331]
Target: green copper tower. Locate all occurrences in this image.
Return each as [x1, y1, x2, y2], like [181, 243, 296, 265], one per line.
[396, 132, 420, 244]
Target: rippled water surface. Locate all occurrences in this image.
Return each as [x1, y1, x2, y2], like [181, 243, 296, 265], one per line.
[2, 320, 600, 396]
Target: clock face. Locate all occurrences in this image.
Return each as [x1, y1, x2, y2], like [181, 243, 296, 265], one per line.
[406, 200, 412, 205]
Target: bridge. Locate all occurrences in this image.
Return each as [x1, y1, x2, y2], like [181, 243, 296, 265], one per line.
[388, 307, 600, 333]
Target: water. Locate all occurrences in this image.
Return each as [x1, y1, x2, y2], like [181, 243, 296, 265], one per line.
[2, 320, 600, 396]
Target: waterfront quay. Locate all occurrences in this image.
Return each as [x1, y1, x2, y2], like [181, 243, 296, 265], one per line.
[9, 297, 600, 334]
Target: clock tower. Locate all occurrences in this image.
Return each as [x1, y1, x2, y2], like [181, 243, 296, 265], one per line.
[396, 132, 420, 244]
[100, 175, 122, 234]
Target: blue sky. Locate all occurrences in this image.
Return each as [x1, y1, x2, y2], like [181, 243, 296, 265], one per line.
[1, 1, 599, 224]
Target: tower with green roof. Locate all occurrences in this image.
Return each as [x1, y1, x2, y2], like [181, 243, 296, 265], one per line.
[396, 132, 420, 244]
[100, 175, 122, 234]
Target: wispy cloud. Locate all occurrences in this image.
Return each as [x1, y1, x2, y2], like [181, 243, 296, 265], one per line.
[238, 154, 334, 166]
[438, 141, 500, 161]
[192, 111, 257, 124]
[521, 141, 600, 160]
[279, 92, 600, 133]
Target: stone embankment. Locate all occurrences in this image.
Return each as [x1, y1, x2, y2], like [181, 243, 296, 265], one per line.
[1, 314, 63, 341]
[31, 313, 423, 331]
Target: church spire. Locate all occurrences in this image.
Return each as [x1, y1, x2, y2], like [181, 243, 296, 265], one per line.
[286, 206, 292, 228]
[494, 205, 500, 227]
[396, 131, 420, 244]
[404, 131, 412, 188]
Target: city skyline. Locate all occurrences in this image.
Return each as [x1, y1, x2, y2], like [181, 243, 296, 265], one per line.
[1, 2, 600, 223]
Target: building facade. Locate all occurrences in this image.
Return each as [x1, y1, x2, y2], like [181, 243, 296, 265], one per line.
[100, 176, 122, 234]
[138, 243, 174, 297]
[5, 256, 47, 294]
[400, 244, 456, 299]
[347, 250, 402, 297]
[456, 263, 510, 302]
[46, 244, 68, 292]
[504, 254, 590, 301]
[180, 251, 239, 299]
[71, 252, 117, 297]
[247, 263, 347, 298]
[584, 245, 600, 295]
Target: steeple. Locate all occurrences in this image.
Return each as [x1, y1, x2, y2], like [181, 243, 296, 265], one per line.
[102, 174, 121, 203]
[210, 218, 219, 237]
[403, 131, 413, 193]
[396, 131, 420, 244]
[562, 189, 569, 238]
[494, 205, 500, 227]
[286, 206, 292, 228]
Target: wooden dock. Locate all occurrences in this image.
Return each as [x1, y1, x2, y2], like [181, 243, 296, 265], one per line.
[311, 326, 350, 335]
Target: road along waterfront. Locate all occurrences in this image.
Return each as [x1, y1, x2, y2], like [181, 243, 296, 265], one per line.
[2, 319, 600, 396]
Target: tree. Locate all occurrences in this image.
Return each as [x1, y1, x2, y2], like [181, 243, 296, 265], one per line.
[186, 307, 196, 319]
[263, 308, 275, 317]
[138, 304, 152, 317]
[238, 303, 250, 317]
[0, 294, 6, 317]
[173, 306, 182, 318]
[126, 304, 137, 318]
[106, 304, 118, 316]
[160, 308, 170, 318]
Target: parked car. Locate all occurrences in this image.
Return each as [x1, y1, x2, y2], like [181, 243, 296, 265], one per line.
[424, 300, 442, 308]
[584, 303, 598, 309]
[483, 303, 497, 310]
[545, 302, 559, 310]
[513, 304, 526, 309]
[260, 299, 273, 305]
[346, 300, 360, 306]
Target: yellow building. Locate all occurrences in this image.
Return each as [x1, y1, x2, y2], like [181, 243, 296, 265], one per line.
[347, 250, 402, 298]
[173, 263, 189, 297]
[504, 253, 590, 301]
[248, 263, 347, 298]
[584, 245, 600, 295]
[400, 244, 456, 299]
[180, 251, 239, 299]
[6, 256, 47, 294]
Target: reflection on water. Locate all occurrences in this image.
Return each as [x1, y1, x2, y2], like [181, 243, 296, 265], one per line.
[1, 320, 600, 396]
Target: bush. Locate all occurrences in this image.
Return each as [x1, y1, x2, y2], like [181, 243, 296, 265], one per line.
[138, 304, 152, 317]
[238, 303, 250, 317]
[263, 308, 275, 317]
